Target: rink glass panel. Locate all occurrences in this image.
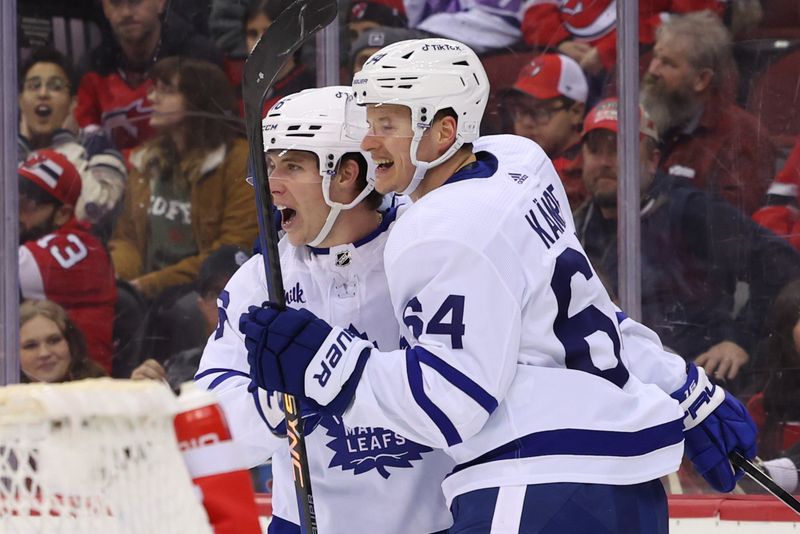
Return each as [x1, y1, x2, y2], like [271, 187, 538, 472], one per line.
[8, 0, 800, 500]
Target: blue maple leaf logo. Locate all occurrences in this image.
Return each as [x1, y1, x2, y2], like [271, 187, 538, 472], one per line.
[320, 416, 433, 479]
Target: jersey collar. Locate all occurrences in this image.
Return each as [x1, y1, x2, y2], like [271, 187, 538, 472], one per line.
[443, 150, 498, 186]
[307, 206, 398, 256]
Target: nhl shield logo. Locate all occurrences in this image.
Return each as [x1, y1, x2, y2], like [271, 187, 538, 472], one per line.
[336, 250, 352, 267]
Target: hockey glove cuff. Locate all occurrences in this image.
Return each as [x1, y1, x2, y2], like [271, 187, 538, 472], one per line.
[671, 363, 757, 492]
[241, 304, 372, 414]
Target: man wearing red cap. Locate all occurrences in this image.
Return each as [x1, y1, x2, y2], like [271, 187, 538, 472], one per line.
[504, 53, 588, 210]
[574, 98, 800, 386]
[18, 150, 117, 373]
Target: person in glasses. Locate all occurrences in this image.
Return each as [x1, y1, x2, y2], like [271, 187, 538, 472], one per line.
[19, 47, 127, 231]
[503, 54, 588, 210]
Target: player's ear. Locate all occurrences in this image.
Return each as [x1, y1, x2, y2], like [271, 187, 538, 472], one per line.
[335, 158, 360, 186]
[430, 114, 458, 160]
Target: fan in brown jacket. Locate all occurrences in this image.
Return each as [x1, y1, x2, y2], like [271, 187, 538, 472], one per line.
[109, 57, 257, 300]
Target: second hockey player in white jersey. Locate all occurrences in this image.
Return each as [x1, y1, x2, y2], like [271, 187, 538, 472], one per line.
[240, 40, 757, 533]
[196, 86, 453, 534]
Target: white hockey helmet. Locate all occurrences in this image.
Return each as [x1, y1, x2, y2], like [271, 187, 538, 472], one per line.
[261, 86, 375, 246]
[352, 38, 490, 195]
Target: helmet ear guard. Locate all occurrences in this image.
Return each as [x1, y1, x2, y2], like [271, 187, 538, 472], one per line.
[353, 38, 489, 195]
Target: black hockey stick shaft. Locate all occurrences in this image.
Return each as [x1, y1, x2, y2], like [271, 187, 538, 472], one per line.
[730, 451, 800, 515]
[242, 2, 337, 532]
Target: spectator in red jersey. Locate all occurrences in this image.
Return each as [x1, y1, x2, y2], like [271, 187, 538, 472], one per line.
[19, 47, 127, 232]
[108, 57, 257, 300]
[641, 10, 775, 215]
[75, 0, 222, 152]
[19, 299, 107, 383]
[521, 0, 724, 75]
[502, 53, 588, 210]
[752, 137, 800, 250]
[18, 150, 117, 373]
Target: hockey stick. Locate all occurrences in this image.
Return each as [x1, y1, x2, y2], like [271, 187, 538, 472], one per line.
[730, 451, 800, 515]
[242, 1, 338, 532]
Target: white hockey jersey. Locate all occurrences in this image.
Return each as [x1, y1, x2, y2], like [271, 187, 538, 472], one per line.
[195, 210, 454, 534]
[342, 135, 686, 505]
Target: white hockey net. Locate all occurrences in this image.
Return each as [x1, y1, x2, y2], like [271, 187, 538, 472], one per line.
[0, 379, 212, 534]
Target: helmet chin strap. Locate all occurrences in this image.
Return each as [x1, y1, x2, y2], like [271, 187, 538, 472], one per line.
[308, 166, 376, 248]
[401, 128, 465, 197]
[307, 205, 342, 247]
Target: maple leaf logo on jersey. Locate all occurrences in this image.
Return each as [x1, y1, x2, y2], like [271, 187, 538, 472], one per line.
[320, 416, 433, 479]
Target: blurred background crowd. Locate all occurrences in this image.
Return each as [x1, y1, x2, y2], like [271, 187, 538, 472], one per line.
[12, 0, 800, 495]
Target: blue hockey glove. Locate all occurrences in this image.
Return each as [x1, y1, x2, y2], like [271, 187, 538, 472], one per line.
[240, 304, 373, 415]
[249, 384, 323, 436]
[671, 363, 757, 492]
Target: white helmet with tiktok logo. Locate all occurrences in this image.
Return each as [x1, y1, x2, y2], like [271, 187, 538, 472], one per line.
[261, 85, 374, 247]
[352, 38, 490, 196]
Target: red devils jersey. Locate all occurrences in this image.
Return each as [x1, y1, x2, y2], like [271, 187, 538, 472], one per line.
[19, 219, 117, 372]
[522, 0, 724, 69]
[75, 71, 154, 151]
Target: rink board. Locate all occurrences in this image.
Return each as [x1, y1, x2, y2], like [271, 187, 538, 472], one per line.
[254, 494, 800, 532]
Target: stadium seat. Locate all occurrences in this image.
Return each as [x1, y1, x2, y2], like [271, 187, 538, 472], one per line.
[737, 0, 800, 40]
[746, 48, 800, 147]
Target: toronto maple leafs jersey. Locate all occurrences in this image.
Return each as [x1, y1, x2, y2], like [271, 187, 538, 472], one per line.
[195, 210, 454, 533]
[342, 135, 686, 505]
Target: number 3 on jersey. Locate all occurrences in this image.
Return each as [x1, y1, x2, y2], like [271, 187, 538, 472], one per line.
[402, 295, 465, 349]
[550, 247, 629, 388]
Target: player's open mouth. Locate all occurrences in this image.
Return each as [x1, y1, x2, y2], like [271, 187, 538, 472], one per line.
[375, 159, 394, 172]
[278, 206, 297, 229]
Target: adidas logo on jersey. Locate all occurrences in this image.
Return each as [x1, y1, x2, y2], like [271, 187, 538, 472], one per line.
[509, 172, 528, 184]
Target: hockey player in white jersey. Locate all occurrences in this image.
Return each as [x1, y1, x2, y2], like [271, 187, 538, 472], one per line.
[195, 86, 453, 534]
[240, 40, 757, 533]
